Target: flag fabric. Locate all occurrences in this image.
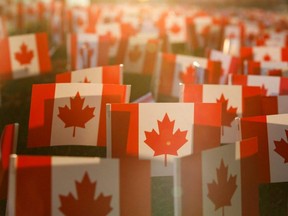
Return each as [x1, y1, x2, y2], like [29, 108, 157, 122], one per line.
[27, 83, 130, 148]
[174, 137, 259, 216]
[221, 24, 243, 57]
[208, 49, 240, 83]
[261, 95, 288, 115]
[242, 60, 288, 76]
[163, 14, 187, 44]
[256, 31, 288, 47]
[237, 113, 288, 183]
[152, 52, 217, 99]
[241, 46, 288, 62]
[55, 65, 123, 84]
[66, 6, 91, 33]
[0, 123, 18, 200]
[0, 32, 51, 80]
[132, 92, 155, 103]
[228, 74, 288, 96]
[180, 84, 263, 143]
[0, 16, 7, 39]
[66, 33, 110, 70]
[95, 23, 122, 58]
[6, 155, 151, 216]
[123, 35, 162, 75]
[187, 15, 219, 52]
[106, 102, 222, 176]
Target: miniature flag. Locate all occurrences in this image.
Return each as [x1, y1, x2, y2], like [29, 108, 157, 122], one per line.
[107, 102, 222, 176]
[180, 84, 263, 143]
[67, 33, 110, 70]
[228, 74, 288, 96]
[261, 95, 288, 115]
[256, 31, 288, 47]
[55, 65, 123, 84]
[27, 83, 130, 148]
[152, 52, 210, 99]
[242, 60, 288, 76]
[174, 137, 259, 216]
[0, 123, 18, 200]
[221, 23, 243, 57]
[95, 23, 122, 58]
[208, 49, 240, 83]
[187, 16, 220, 52]
[0, 33, 51, 80]
[237, 113, 288, 184]
[66, 6, 91, 33]
[123, 35, 161, 75]
[241, 46, 288, 62]
[7, 155, 151, 216]
[164, 14, 187, 44]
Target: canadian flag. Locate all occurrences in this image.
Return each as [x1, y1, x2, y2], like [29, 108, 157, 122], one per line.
[243, 60, 288, 76]
[153, 52, 212, 99]
[56, 65, 123, 84]
[208, 49, 240, 83]
[187, 15, 218, 51]
[237, 113, 288, 184]
[222, 24, 244, 57]
[261, 95, 288, 115]
[180, 84, 263, 143]
[0, 33, 51, 80]
[95, 23, 122, 58]
[223, 24, 243, 43]
[164, 14, 187, 43]
[242, 21, 261, 46]
[67, 33, 110, 70]
[6, 155, 151, 216]
[228, 74, 288, 96]
[241, 46, 288, 62]
[123, 36, 161, 75]
[256, 31, 288, 47]
[27, 83, 130, 148]
[66, 7, 90, 33]
[0, 123, 18, 200]
[107, 102, 222, 176]
[174, 137, 259, 216]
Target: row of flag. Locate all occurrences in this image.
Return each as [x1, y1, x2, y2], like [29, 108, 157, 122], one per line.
[0, 1, 288, 216]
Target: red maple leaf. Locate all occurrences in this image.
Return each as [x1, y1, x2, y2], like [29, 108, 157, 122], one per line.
[14, 43, 34, 65]
[179, 65, 196, 84]
[76, 16, 84, 27]
[59, 172, 112, 216]
[170, 23, 181, 34]
[260, 84, 268, 96]
[128, 45, 142, 62]
[263, 54, 271, 61]
[201, 25, 210, 36]
[216, 94, 238, 134]
[144, 113, 188, 166]
[102, 31, 117, 46]
[81, 77, 91, 83]
[58, 92, 95, 137]
[274, 130, 288, 163]
[207, 159, 237, 216]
